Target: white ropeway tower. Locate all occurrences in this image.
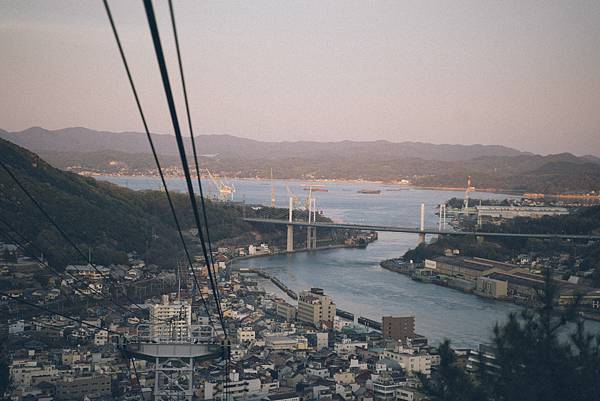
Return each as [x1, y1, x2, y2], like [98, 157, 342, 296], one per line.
[123, 296, 221, 401]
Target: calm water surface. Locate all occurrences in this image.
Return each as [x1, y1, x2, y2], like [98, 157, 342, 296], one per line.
[100, 176, 598, 347]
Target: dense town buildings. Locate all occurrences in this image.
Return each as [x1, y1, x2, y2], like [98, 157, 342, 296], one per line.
[2, 243, 441, 401]
[3, 232, 599, 400]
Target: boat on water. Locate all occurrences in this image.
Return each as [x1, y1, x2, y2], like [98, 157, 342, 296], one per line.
[357, 189, 381, 194]
[301, 184, 329, 192]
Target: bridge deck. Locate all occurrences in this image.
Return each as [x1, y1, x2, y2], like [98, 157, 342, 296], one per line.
[242, 218, 600, 240]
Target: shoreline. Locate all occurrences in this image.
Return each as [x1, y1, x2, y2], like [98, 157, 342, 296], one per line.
[88, 173, 600, 199]
[379, 259, 600, 322]
[228, 242, 364, 266]
[93, 173, 527, 197]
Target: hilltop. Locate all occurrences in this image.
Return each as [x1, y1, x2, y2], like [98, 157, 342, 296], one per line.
[0, 126, 525, 161]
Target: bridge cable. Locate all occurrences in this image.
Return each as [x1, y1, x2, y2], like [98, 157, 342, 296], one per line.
[102, 0, 218, 333]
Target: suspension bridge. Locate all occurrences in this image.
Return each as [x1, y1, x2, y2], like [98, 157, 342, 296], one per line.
[243, 200, 600, 252]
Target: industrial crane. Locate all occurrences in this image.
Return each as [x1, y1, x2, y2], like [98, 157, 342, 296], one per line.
[270, 168, 276, 207]
[205, 168, 235, 201]
[462, 176, 475, 212]
[285, 184, 300, 207]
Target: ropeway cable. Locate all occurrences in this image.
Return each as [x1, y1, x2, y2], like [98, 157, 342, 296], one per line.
[102, 0, 218, 333]
[142, 0, 227, 337]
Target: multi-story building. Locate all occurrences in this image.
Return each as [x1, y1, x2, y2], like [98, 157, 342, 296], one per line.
[205, 372, 264, 400]
[466, 344, 499, 376]
[150, 295, 192, 341]
[276, 300, 297, 322]
[237, 327, 256, 343]
[306, 361, 330, 378]
[382, 349, 432, 376]
[475, 205, 568, 220]
[297, 288, 336, 327]
[10, 360, 59, 388]
[425, 256, 516, 282]
[382, 316, 415, 342]
[55, 375, 111, 400]
[372, 372, 401, 401]
[94, 329, 109, 346]
[475, 276, 508, 299]
[265, 335, 305, 350]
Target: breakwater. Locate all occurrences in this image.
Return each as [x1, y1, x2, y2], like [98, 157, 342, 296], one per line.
[238, 268, 298, 300]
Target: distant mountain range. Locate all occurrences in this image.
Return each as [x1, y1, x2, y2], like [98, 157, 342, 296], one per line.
[0, 126, 529, 161]
[2, 127, 600, 193]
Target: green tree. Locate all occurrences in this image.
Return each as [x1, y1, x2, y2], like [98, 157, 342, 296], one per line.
[424, 269, 600, 401]
[419, 340, 485, 401]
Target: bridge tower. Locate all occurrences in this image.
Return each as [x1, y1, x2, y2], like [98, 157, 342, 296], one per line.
[270, 168, 276, 207]
[304, 189, 317, 250]
[307, 198, 317, 249]
[287, 196, 294, 252]
[418, 203, 426, 245]
[306, 197, 312, 249]
[438, 203, 447, 231]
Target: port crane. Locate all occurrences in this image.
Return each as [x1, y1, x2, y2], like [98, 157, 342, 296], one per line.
[462, 176, 475, 212]
[205, 168, 235, 201]
[270, 168, 276, 207]
[285, 184, 300, 207]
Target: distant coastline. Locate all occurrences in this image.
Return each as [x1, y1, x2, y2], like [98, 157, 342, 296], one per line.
[89, 172, 525, 196]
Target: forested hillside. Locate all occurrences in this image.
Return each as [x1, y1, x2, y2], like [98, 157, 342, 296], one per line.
[0, 139, 292, 268]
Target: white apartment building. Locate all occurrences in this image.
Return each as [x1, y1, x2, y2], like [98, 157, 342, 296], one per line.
[10, 360, 59, 388]
[205, 372, 265, 400]
[382, 349, 432, 376]
[150, 295, 192, 341]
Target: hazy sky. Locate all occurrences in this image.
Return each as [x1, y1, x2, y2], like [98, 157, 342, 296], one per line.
[1, 1, 599, 155]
